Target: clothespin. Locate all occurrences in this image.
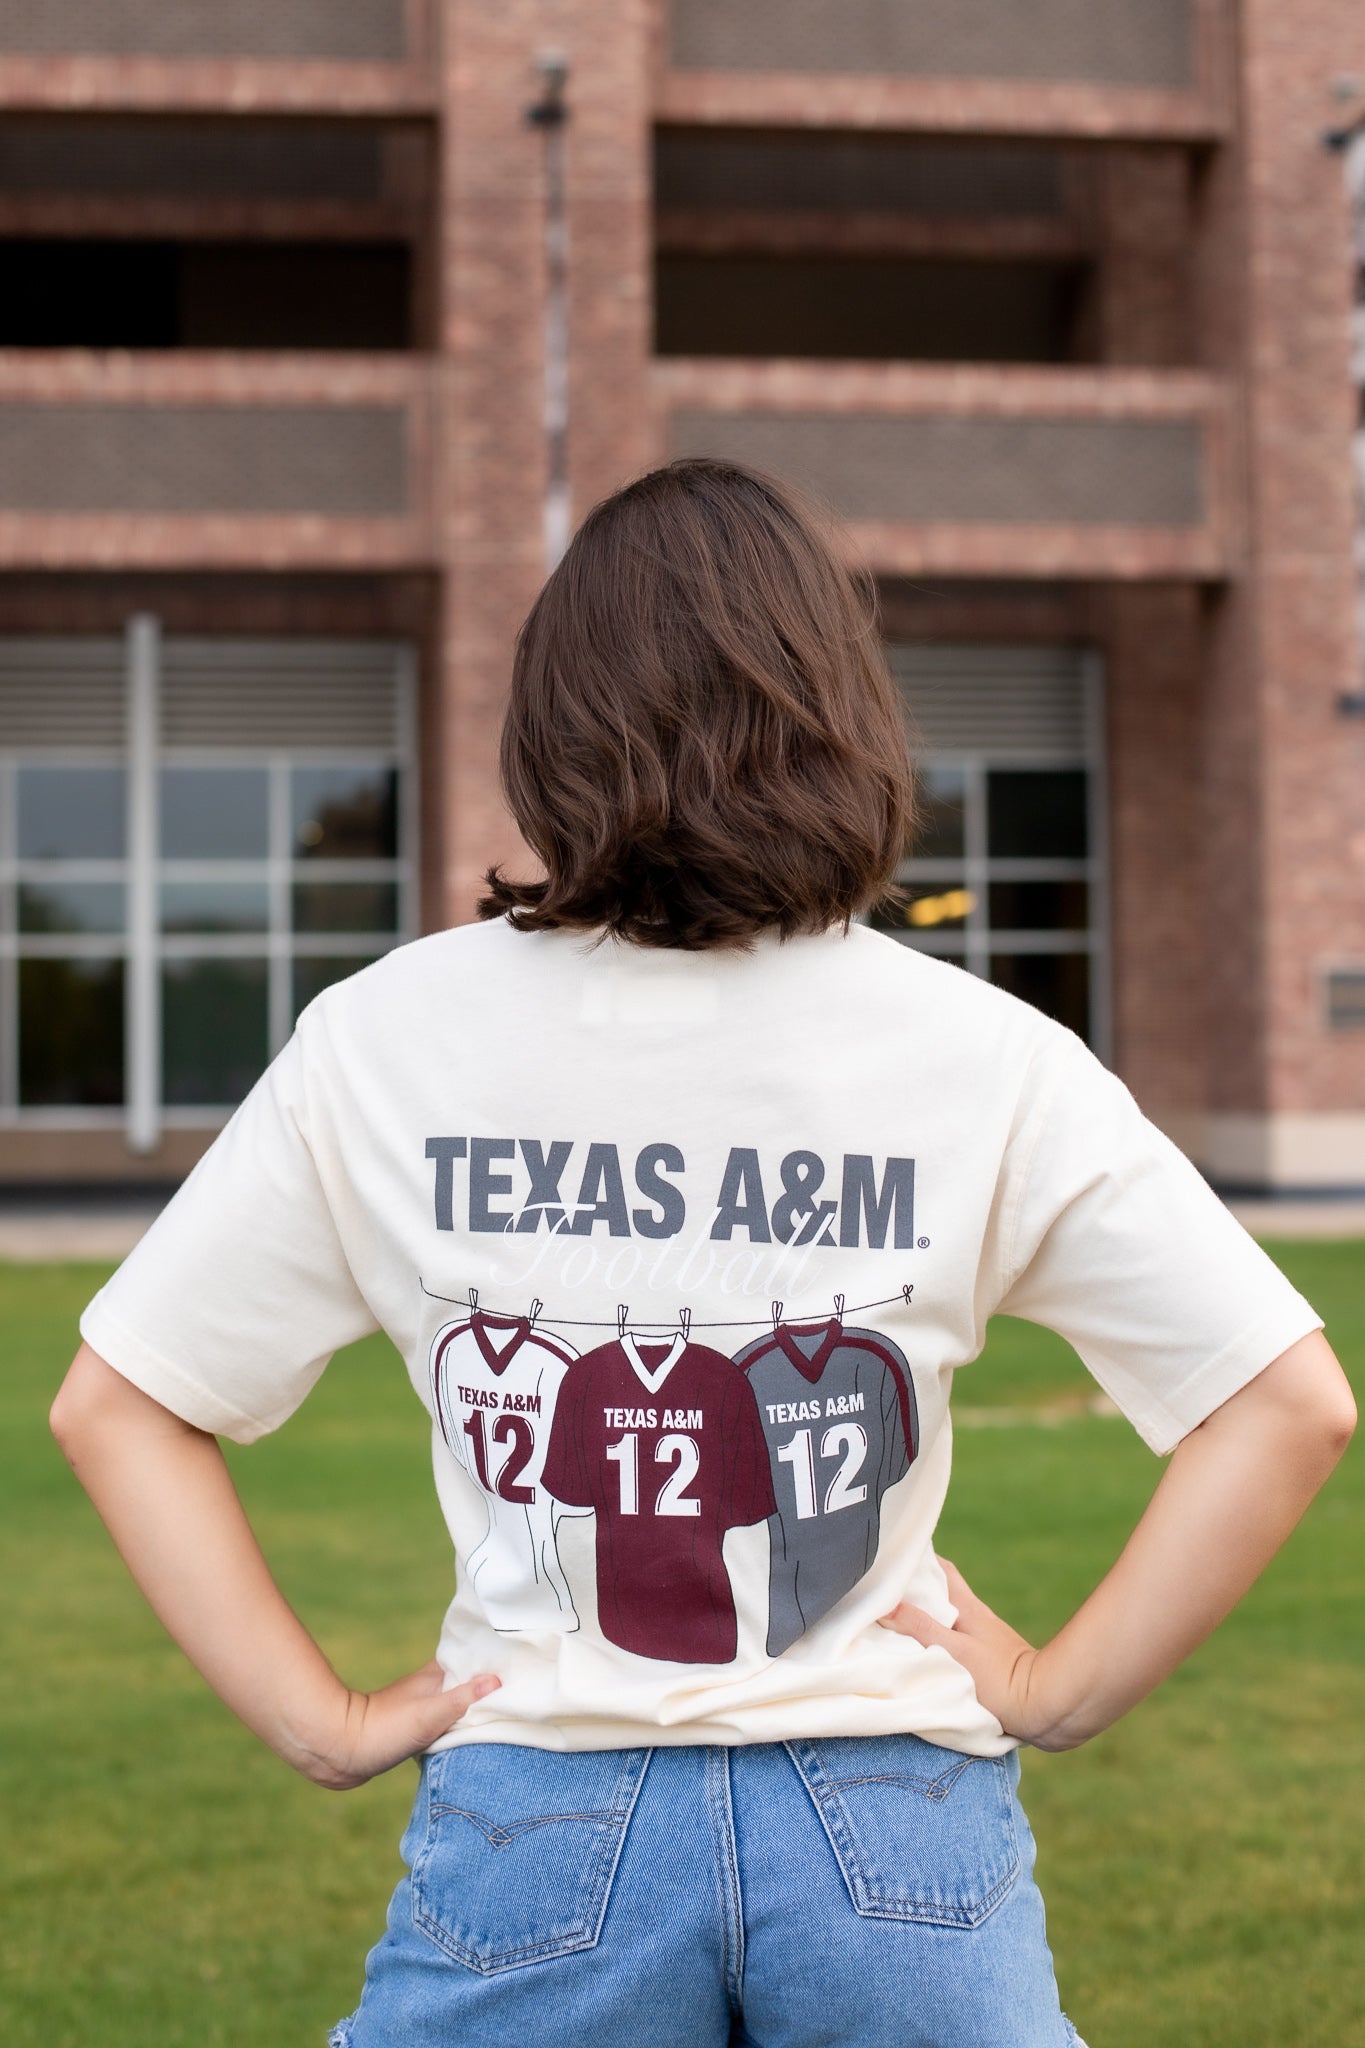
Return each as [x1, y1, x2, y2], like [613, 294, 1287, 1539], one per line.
[771, 1299, 783, 1333]
[679, 1306, 692, 1341]
[902, 1283, 914, 1305]
[617, 1303, 629, 1339]
[833, 1292, 845, 1321]
[529, 1297, 543, 1328]
[468, 1286, 480, 1314]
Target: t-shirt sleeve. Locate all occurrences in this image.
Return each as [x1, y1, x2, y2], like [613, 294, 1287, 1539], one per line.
[994, 1029, 1323, 1456]
[79, 1029, 378, 1446]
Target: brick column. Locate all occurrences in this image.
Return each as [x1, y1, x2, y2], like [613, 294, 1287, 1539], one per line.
[564, 0, 655, 514]
[1104, 583, 1209, 1131]
[1192, 0, 1365, 1184]
[1096, 144, 1195, 368]
[434, 0, 654, 929]
[436, 0, 551, 925]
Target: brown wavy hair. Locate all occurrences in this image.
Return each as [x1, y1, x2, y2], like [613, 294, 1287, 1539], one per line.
[478, 457, 915, 949]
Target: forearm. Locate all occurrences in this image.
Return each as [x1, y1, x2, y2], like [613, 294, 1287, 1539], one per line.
[883, 1331, 1355, 1746]
[1030, 1331, 1356, 1747]
[53, 1345, 499, 1784]
[51, 1345, 350, 1777]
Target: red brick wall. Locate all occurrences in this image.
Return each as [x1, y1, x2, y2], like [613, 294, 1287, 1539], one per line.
[1104, 582, 1209, 1109]
[433, 0, 654, 928]
[1199, 0, 1365, 1123]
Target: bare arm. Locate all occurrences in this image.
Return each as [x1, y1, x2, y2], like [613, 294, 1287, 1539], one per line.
[880, 1329, 1356, 1749]
[50, 1343, 499, 1787]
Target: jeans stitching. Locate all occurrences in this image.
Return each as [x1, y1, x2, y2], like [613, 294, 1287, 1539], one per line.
[809, 1760, 975, 1802]
[847, 1855, 1022, 1929]
[411, 1748, 652, 1971]
[426, 1804, 631, 1847]
[783, 1740, 1022, 1928]
[707, 1747, 745, 2011]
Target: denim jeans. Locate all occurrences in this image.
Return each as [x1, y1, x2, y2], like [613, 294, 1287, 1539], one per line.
[328, 1736, 1087, 2047]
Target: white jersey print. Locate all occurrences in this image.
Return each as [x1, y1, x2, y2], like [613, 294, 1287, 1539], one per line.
[429, 1312, 583, 1632]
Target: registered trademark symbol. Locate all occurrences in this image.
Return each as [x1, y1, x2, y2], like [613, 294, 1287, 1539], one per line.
[917, 1236, 930, 1248]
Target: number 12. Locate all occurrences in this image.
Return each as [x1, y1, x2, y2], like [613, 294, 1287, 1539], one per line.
[605, 1431, 701, 1516]
[462, 1408, 536, 1503]
[775, 1424, 868, 1520]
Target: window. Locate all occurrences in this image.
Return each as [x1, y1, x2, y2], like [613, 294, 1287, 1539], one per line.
[0, 628, 416, 1143]
[1326, 969, 1365, 1032]
[869, 644, 1109, 1052]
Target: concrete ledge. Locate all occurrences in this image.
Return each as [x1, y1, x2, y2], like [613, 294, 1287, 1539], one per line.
[1224, 1198, 1365, 1240]
[0, 1206, 162, 1261]
[1183, 1112, 1365, 1195]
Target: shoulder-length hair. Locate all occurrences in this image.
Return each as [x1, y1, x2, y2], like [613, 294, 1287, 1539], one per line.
[479, 457, 915, 949]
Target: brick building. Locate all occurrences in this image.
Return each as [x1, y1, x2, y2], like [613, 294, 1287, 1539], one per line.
[0, 0, 1362, 1192]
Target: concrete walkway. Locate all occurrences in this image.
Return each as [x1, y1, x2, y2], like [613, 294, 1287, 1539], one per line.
[0, 1194, 1361, 1263]
[1225, 1198, 1365, 1239]
[0, 1204, 164, 1262]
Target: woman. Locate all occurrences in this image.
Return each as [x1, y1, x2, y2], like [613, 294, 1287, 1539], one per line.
[52, 459, 1354, 2047]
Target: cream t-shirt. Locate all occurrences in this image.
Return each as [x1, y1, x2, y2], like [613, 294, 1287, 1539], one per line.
[81, 919, 1322, 1756]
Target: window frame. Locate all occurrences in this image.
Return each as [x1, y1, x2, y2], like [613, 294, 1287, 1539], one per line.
[877, 648, 1112, 1061]
[0, 621, 418, 1143]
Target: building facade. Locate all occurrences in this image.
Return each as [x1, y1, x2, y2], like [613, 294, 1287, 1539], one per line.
[0, 0, 1362, 1191]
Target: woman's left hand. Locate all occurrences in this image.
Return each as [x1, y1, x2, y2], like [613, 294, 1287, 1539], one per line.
[878, 1559, 1076, 1751]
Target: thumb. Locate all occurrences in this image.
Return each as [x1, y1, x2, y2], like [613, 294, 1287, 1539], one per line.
[411, 1672, 501, 1746]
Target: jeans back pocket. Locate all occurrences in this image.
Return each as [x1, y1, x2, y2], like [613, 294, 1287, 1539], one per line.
[785, 1734, 1021, 1929]
[408, 1744, 651, 1974]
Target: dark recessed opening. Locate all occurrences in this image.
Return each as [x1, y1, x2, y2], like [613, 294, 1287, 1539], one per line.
[655, 130, 1069, 217]
[0, 239, 413, 350]
[654, 252, 1090, 364]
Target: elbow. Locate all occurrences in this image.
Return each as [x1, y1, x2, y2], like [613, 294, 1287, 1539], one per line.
[1292, 1371, 1357, 1477]
[1242, 1333, 1358, 1471]
[49, 1378, 94, 1463]
[1318, 1382, 1357, 1461]
[49, 1344, 131, 1460]
[49, 1381, 79, 1454]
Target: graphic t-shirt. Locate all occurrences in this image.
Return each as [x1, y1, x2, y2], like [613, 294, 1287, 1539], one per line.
[428, 1312, 582, 1632]
[540, 1333, 775, 1663]
[734, 1318, 918, 1656]
[80, 919, 1323, 1757]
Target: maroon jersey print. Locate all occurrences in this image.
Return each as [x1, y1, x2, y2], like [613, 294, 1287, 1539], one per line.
[541, 1333, 775, 1664]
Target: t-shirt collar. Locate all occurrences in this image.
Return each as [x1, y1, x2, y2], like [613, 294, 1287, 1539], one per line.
[619, 1330, 687, 1394]
[471, 1310, 532, 1375]
[774, 1316, 843, 1382]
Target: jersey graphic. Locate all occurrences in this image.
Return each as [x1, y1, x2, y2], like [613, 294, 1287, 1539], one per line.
[734, 1318, 919, 1657]
[429, 1313, 583, 1632]
[540, 1332, 776, 1664]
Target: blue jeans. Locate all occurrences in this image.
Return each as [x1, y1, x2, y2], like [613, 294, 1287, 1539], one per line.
[329, 1736, 1087, 2047]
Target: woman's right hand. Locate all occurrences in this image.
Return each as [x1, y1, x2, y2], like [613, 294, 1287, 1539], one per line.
[51, 1347, 503, 1791]
[296, 1662, 501, 1794]
[297, 1662, 502, 1790]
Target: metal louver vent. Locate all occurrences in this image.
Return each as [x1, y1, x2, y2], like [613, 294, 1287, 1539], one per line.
[161, 638, 405, 749]
[889, 643, 1090, 756]
[1326, 969, 1365, 1031]
[0, 637, 125, 747]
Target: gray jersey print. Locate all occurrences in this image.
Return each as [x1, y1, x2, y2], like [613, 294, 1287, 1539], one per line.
[734, 1319, 918, 1657]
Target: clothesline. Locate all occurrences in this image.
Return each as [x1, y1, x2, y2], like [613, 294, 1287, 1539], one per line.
[418, 1277, 915, 1330]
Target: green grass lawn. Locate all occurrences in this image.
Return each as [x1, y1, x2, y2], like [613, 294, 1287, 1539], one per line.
[2, 1245, 1362, 2047]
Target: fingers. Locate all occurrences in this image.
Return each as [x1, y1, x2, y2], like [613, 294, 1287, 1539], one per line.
[420, 1672, 501, 1740]
[448, 1672, 502, 1717]
[877, 1601, 956, 1651]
